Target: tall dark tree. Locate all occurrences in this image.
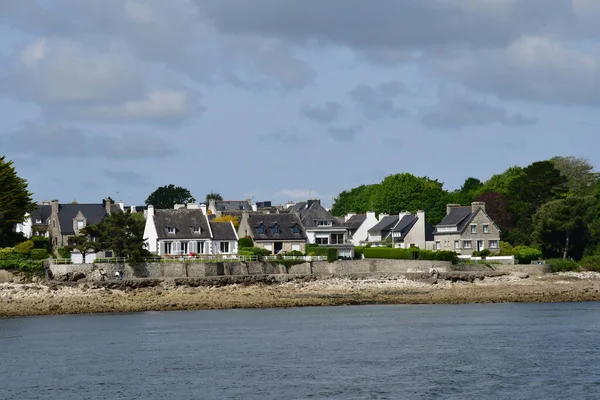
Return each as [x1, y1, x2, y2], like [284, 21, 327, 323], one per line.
[475, 191, 513, 231]
[145, 184, 195, 209]
[90, 210, 147, 261]
[0, 156, 35, 246]
[551, 156, 599, 196]
[452, 177, 484, 205]
[205, 192, 223, 203]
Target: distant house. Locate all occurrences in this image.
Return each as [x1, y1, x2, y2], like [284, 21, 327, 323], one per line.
[16, 203, 52, 239]
[433, 202, 501, 255]
[290, 200, 347, 245]
[208, 199, 253, 214]
[344, 212, 379, 246]
[238, 212, 307, 254]
[209, 221, 239, 255]
[367, 211, 434, 249]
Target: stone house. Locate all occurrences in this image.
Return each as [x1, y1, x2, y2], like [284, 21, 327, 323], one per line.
[144, 203, 238, 256]
[238, 212, 307, 254]
[290, 200, 347, 245]
[433, 202, 501, 255]
[367, 211, 435, 249]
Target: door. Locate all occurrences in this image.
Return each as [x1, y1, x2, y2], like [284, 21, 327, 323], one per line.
[274, 242, 283, 254]
[477, 240, 484, 252]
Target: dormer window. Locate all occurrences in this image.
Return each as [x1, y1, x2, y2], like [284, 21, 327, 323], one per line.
[271, 224, 279, 234]
[291, 224, 299, 234]
[167, 226, 176, 234]
[77, 220, 85, 230]
[193, 226, 201, 233]
[316, 220, 332, 227]
[35, 218, 42, 224]
[257, 224, 265, 234]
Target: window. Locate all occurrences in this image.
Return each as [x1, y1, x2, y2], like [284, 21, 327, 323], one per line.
[35, 218, 42, 224]
[197, 241, 204, 254]
[220, 242, 230, 253]
[181, 242, 188, 254]
[463, 240, 472, 249]
[454, 240, 460, 249]
[435, 241, 441, 250]
[167, 226, 175, 234]
[292, 244, 301, 251]
[483, 224, 489, 233]
[105, 251, 113, 258]
[77, 220, 85, 230]
[489, 240, 499, 249]
[257, 225, 265, 234]
[271, 224, 279, 234]
[470, 225, 477, 234]
[52, 219, 56, 228]
[316, 237, 329, 245]
[291, 224, 299, 234]
[331, 233, 344, 244]
[193, 226, 201, 233]
[316, 220, 332, 227]
[164, 242, 172, 254]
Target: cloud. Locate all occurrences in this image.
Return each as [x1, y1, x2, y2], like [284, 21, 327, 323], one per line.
[420, 91, 538, 129]
[299, 102, 343, 125]
[273, 189, 319, 200]
[348, 81, 408, 119]
[327, 125, 364, 142]
[0, 122, 177, 159]
[259, 129, 301, 144]
[440, 36, 600, 106]
[104, 169, 149, 186]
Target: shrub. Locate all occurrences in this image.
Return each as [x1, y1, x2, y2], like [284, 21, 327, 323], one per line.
[285, 250, 304, 257]
[580, 256, 600, 272]
[239, 247, 271, 257]
[432, 251, 459, 264]
[238, 236, 254, 248]
[363, 247, 458, 264]
[472, 249, 491, 258]
[56, 247, 71, 259]
[0, 259, 44, 275]
[499, 241, 514, 256]
[29, 248, 50, 260]
[512, 246, 543, 265]
[363, 248, 410, 260]
[327, 248, 338, 263]
[0, 248, 21, 261]
[31, 236, 50, 250]
[546, 258, 580, 273]
[354, 246, 365, 259]
[15, 240, 34, 256]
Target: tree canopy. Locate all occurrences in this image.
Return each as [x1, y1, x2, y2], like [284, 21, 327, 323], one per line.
[145, 184, 195, 209]
[205, 192, 223, 203]
[0, 156, 35, 246]
[83, 210, 148, 261]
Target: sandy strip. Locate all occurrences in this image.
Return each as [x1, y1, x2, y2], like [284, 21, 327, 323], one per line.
[1, 272, 600, 317]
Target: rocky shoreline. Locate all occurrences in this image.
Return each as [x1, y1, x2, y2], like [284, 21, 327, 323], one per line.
[1, 271, 600, 317]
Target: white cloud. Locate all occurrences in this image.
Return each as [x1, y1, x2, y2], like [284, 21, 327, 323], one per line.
[273, 189, 320, 200]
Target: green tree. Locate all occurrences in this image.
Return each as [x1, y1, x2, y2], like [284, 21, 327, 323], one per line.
[481, 166, 525, 196]
[452, 177, 484, 205]
[205, 192, 223, 203]
[532, 196, 595, 260]
[331, 184, 379, 216]
[551, 156, 600, 196]
[0, 156, 35, 246]
[90, 210, 147, 261]
[145, 184, 195, 209]
[66, 234, 98, 261]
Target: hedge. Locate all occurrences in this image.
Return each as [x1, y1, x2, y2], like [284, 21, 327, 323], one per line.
[29, 249, 50, 260]
[239, 247, 272, 257]
[579, 256, 600, 272]
[238, 237, 254, 248]
[512, 246, 543, 265]
[363, 248, 458, 264]
[546, 258, 580, 273]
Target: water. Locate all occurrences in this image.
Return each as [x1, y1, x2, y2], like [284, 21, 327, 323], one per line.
[1, 303, 600, 399]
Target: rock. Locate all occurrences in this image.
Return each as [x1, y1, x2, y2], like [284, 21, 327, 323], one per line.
[72, 272, 86, 282]
[512, 272, 529, 279]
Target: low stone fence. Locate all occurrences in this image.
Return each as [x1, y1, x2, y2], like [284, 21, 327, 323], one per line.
[48, 259, 451, 281]
[450, 263, 550, 275]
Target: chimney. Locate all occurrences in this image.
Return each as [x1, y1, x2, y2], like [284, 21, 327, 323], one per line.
[446, 204, 461, 215]
[208, 198, 216, 213]
[174, 204, 185, 209]
[51, 199, 59, 215]
[379, 213, 389, 221]
[187, 202, 199, 209]
[307, 199, 320, 208]
[147, 205, 154, 218]
[345, 213, 356, 222]
[199, 203, 207, 215]
[103, 198, 112, 214]
[118, 200, 124, 211]
[366, 211, 376, 220]
[416, 210, 425, 220]
[471, 202, 486, 214]
[130, 206, 136, 213]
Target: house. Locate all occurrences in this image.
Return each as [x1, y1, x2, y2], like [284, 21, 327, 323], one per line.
[367, 211, 434, 249]
[49, 198, 119, 250]
[208, 199, 253, 215]
[208, 221, 239, 255]
[290, 200, 347, 245]
[144, 204, 213, 256]
[344, 212, 379, 246]
[433, 202, 501, 255]
[16, 202, 52, 239]
[238, 212, 307, 254]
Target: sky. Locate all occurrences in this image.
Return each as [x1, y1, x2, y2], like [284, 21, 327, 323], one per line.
[0, 0, 599, 207]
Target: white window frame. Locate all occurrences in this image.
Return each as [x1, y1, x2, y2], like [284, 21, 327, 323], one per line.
[181, 241, 189, 254]
[454, 240, 460, 249]
[463, 240, 472, 249]
[193, 226, 201, 233]
[167, 226, 176, 234]
[77, 220, 85, 230]
[35, 218, 42, 224]
[316, 220, 332, 227]
[315, 237, 329, 245]
[435, 241, 441, 250]
[489, 240, 499, 249]
[220, 241, 230, 253]
[470, 224, 477, 234]
[483, 224, 489, 233]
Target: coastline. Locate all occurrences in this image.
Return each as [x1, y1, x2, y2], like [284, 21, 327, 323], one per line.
[1, 272, 600, 318]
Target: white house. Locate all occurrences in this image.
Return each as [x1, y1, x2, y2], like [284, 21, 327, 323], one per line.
[367, 211, 435, 249]
[290, 200, 347, 245]
[144, 203, 238, 256]
[344, 212, 379, 246]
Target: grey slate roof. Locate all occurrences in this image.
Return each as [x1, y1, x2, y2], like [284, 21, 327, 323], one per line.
[293, 200, 344, 229]
[246, 213, 307, 241]
[391, 215, 417, 234]
[58, 204, 109, 235]
[368, 215, 399, 234]
[435, 206, 474, 233]
[215, 201, 252, 211]
[154, 209, 211, 239]
[345, 214, 367, 230]
[209, 222, 238, 241]
[31, 205, 52, 226]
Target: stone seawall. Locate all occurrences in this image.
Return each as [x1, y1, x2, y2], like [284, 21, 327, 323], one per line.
[450, 264, 550, 275]
[48, 259, 451, 281]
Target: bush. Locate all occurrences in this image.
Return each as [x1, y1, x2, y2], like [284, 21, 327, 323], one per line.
[56, 247, 71, 259]
[512, 246, 543, 265]
[472, 249, 491, 258]
[363, 247, 458, 264]
[238, 236, 254, 248]
[31, 236, 50, 250]
[498, 241, 513, 256]
[546, 258, 580, 273]
[29, 248, 50, 260]
[364, 248, 411, 260]
[354, 246, 365, 259]
[0, 248, 21, 261]
[327, 248, 337, 263]
[0, 259, 44, 275]
[580, 256, 600, 272]
[15, 240, 34, 256]
[239, 247, 272, 257]
[285, 250, 304, 257]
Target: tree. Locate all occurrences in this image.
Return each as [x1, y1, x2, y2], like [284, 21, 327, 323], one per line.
[89, 210, 147, 261]
[331, 184, 379, 216]
[0, 156, 35, 246]
[212, 215, 240, 228]
[66, 234, 98, 261]
[481, 166, 525, 196]
[532, 196, 595, 260]
[145, 184, 195, 209]
[205, 192, 223, 203]
[475, 192, 513, 231]
[452, 177, 484, 205]
[551, 156, 600, 196]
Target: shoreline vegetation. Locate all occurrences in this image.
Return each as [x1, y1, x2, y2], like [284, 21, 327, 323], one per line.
[1, 271, 600, 318]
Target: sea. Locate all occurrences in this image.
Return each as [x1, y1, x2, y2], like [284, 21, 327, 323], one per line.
[1, 303, 599, 399]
